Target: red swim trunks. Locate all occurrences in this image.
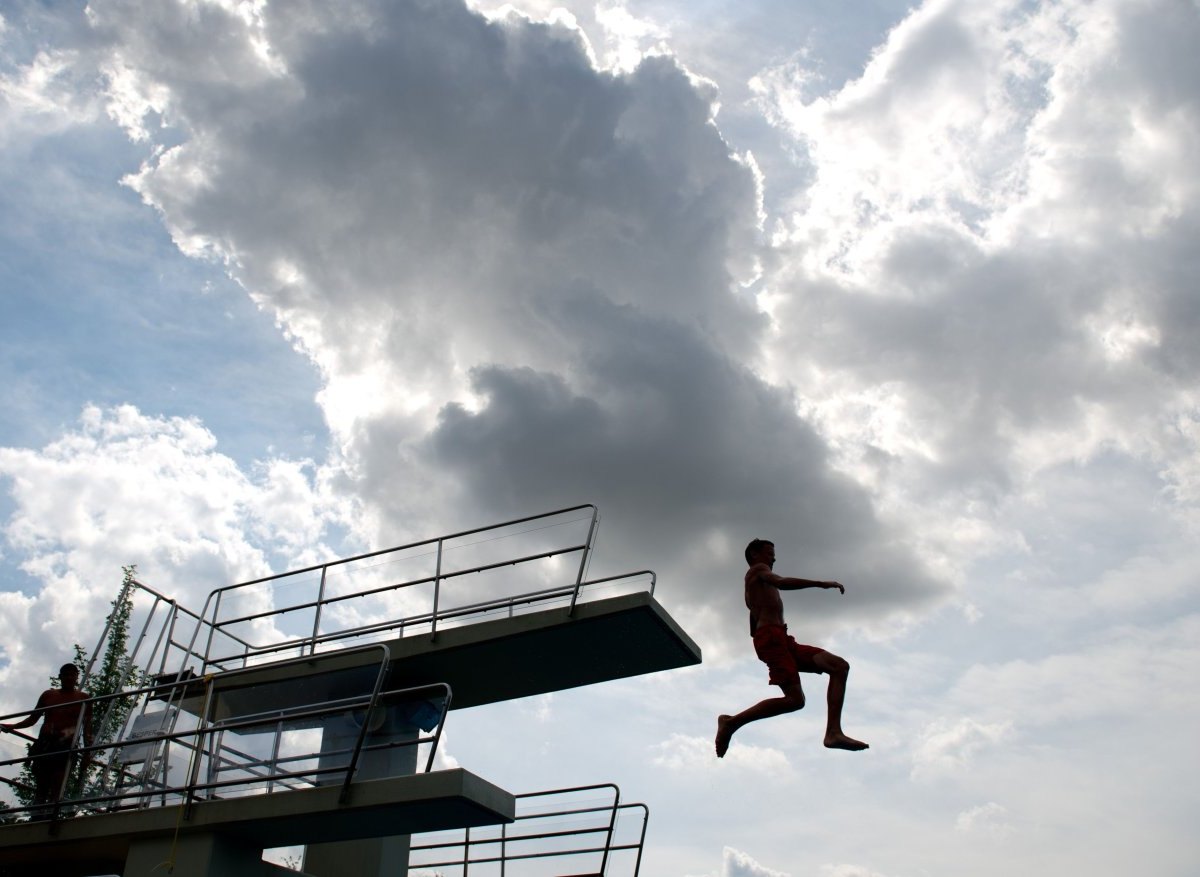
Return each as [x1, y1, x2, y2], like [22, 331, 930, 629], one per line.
[752, 624, 826, 686]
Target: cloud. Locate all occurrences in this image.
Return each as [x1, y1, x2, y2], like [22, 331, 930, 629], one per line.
[2, 2, 1198, 876]
[50, 0, 946, 652]
[650, 732, 790, 775]
[0, 405, 342, 713]
[910, 716, 1012, 779]
[943, 614, 1200, 729]
[741, 0, 1200, 597]
[818, 867, 891, 877]
[722, 846, 791, 877]
[955, 801, 1012, 838]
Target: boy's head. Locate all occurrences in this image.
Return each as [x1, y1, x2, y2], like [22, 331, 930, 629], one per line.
[744, 539, 774, 565]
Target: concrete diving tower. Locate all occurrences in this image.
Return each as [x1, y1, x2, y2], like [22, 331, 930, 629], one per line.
[0, 504, 701, 877]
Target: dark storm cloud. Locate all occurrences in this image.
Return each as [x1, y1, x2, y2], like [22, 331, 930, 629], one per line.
[426, 291, 943, 621]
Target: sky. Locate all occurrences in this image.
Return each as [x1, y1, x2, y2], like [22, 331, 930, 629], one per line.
[1, 0, 1198, 874]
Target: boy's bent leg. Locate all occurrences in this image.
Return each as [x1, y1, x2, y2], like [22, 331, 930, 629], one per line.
[812, 651, 868, 751]
[716, 680, 806, 757]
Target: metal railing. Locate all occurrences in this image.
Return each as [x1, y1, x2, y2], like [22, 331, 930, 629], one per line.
[0, 645, 454, 824]
[68, 505, 661, 707]
[407, 783, 649, 876]
[185, 504, 603, 672]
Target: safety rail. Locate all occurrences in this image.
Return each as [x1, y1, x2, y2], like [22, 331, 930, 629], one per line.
[198, 567, 656, 674]
[70, 505, 658, 700]
[0, 645, 454, 824]
[185, 504, 602, 674]
[408, 783, 649, 876]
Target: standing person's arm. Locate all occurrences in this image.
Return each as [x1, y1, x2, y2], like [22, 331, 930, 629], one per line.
[0, 693, 48, 733]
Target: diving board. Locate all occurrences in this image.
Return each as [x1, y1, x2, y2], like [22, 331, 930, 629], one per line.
[172, 590, 701, 720]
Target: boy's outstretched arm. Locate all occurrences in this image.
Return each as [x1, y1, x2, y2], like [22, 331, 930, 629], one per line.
[760, 568, 844, 593]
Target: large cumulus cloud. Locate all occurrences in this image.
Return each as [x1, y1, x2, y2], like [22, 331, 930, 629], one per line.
[77, 0, 945, 647]
[0, 404, 341, 713]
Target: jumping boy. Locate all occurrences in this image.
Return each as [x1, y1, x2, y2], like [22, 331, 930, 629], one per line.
[715, 539, 868, 756]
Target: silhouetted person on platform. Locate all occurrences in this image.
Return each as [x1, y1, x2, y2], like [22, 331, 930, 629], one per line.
[716, 539, 868, 757]
[2, 663, 93, 806]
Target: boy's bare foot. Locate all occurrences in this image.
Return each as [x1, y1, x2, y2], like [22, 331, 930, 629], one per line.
[715, 715, 735, 757]
[824, 732, 869, 751]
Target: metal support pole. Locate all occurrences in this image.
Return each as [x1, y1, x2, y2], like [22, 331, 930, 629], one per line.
[569, 506, 601, 616]
[309, 565, 329, 656]
[430, 539, 444, 642]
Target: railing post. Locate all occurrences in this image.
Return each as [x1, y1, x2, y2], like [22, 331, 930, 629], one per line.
[309, 565, 328, 656]
[600, 783, 620, 876]
[431, 538, 444, 642]
[338, 645, 392, 804]
[632, 803, 650, 876]
[568, 506, 601, 616]
[184, 674, 217, 818]
[202, 591, 223, 674]
[268, 717, 284, 795]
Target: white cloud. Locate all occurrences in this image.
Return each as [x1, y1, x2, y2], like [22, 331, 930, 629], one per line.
[911, 716, 1012, 779]
[955, 801, 1012, 838]
[650, 732, 791, 776]
[740, 0, 1200, 614]
[722, 846, 791, 877]
[52, 0, 946, 653]
[818, 866, 891, 877]
[0, 405, 342, 713]
[0, 48, 100, 143]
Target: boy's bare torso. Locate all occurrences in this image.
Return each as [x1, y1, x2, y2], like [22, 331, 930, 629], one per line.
[745, 562, 786, 634]
[36, 689, 88, 741]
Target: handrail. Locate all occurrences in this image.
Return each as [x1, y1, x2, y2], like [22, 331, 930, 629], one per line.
[408, 783, 650, 876]
[0, 644, 456, 823]
[339, 645, 393, 805]
[197, 569, 655, 671]
[213, 503, 599, 594]
[73, 506, 630, 695]
[187, 504, 600, 670]
[205, 544, 591, 633]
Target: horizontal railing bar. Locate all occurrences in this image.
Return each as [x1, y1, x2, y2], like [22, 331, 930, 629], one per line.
[198, 570, 653, 667]
[209, 544, 589, 632]
[414, 842, 644, 869]
[8, 703, 448, 820]
[412, 824, 616, 853]
[1, 646, 433, 821]
[209, 504, 598, 595]
[126, 578, 256, 653]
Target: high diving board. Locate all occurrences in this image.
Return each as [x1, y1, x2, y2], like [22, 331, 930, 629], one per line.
[0, 769, 513, 877]
[386, 589, 702, 709]
[171, 590, 701, 718]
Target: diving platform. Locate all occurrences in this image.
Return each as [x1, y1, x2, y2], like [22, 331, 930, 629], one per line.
[0, 504, 698, 876]
[0, 769, 512, 877]
[168, 589, 700, 719]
